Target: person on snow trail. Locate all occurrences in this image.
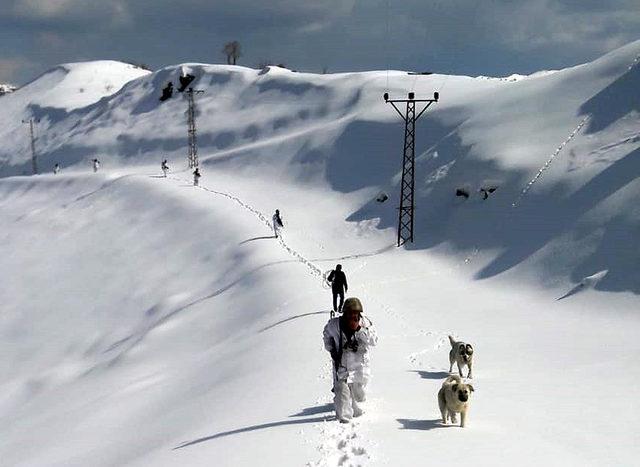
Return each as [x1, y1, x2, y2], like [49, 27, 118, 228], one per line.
[53, 163, 60, 175]
[193, 168, 201, 186]
[161, 159, 169, 177]
[323, 297, 377, 423]
[92, 158, 100, 173]
[272, 209, 284, 238]
[327, 264, 348, 317]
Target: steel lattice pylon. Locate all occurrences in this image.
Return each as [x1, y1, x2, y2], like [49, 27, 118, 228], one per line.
[21, 118, 39, 175]
[384, 92, 439, 246]
[186, 88, 204, 169]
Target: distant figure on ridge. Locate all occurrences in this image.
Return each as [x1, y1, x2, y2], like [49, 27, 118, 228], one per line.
[327, 264, 348, 317]
[193, 167, 201, 186]
[92, 158, 100, 173]
[178, 74, 196, 93]
[272, 209, 284, 238]
[323, 297, 377, 423]
[160, 82, 173, 101]
[161, 159, 169, 177]
[53, 163, 60, 175]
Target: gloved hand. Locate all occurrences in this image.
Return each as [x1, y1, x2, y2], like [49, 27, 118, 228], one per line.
[354, 326, 367, 343]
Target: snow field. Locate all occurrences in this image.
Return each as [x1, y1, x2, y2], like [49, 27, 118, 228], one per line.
[2, 163, 640, 466]
[0, 39, 639, 466]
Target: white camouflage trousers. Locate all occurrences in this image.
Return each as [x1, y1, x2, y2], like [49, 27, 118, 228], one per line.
[334, 379, 366, 421]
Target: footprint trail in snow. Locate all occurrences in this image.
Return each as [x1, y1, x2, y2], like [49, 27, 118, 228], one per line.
[166, 175, 376, 466]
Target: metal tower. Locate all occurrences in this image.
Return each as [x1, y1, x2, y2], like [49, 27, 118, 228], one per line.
[384, 91, 439, 246]
[185, 87, 204, 169]
[21, 118, 39, 175]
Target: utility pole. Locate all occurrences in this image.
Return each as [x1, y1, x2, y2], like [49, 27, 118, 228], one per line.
[21, 118, 40, 175]
[185, 87, 204, 169]
[384, 91, 439, 247]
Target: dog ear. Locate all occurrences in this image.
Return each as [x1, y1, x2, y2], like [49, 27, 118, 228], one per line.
[467, 385, 475, 392]
[451, 384, 458, 392]
[466, 344, 474, 355]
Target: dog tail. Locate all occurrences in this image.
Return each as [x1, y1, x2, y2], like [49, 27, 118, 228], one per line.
[444, 374, 463, 385]
[448, 335, 456, 347]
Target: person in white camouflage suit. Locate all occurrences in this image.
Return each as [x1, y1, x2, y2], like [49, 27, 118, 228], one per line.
[323, 297, 378, 423]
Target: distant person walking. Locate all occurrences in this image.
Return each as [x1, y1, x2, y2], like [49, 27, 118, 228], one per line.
[272, 209, 284, 238]
[92, 158, 100, 173]
[53, 163, 60, 175]
[193, 167, 201, 186]
[327, 264, 348, 317]
[323, 297, 377, 423]
[161, 159, 169, 177]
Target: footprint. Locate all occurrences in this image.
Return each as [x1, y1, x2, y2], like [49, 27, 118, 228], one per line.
[407, 332, 451, 366]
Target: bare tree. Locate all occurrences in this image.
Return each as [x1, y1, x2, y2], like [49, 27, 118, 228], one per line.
[222, 41, 242, 65]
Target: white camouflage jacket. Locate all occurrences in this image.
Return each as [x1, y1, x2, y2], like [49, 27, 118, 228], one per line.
[323, 316, 378, 384]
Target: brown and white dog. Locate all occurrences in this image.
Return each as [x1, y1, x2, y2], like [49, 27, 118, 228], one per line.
[438, 375, 475, 427]
[448, 335, 474, 378]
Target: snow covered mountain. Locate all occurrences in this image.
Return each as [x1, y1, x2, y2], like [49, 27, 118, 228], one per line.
[2, 42, 640, 292]
[0, 61, 150, 173]
[0, 42, 639, 466]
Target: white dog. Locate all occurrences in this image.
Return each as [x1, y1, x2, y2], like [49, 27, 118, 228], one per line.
[438, 375, 474, 427]
[448, 335, 474, 378]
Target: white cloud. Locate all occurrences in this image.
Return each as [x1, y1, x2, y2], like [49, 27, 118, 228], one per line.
[0, 0, 637, 83]
[13, 0, 76, 18]
[500, 1, 640, 53]
[395, 0, 640, 54]
[11, 0, 132, 27]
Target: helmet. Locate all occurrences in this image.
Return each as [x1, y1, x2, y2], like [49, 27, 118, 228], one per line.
[342, 297, 363, 314]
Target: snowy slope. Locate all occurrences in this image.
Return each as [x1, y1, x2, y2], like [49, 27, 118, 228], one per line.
[1, 44, 639, 291]
[0, 61, 150, 174]
[1, 42, 640, 466]
[0, 172, 325, 466]
[1, 168, 638, 467]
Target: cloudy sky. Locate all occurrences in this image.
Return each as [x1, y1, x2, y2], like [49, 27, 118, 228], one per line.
[0, 0, 638, 84]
